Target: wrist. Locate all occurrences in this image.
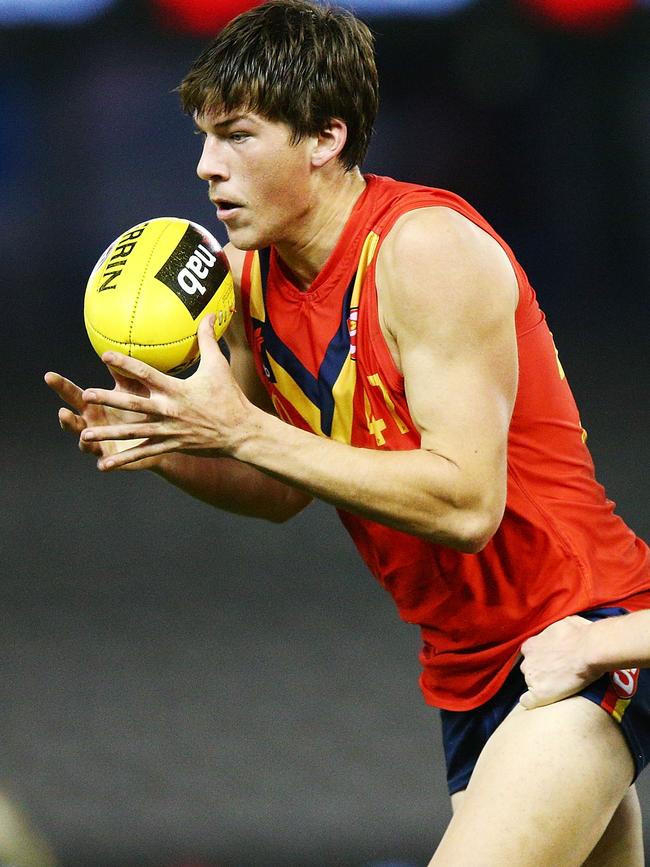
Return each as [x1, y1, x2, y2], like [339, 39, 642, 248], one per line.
[230, 404, 282, 464]
[582, 619, 615, 679]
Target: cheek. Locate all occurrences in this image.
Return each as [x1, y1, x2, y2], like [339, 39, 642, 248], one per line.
[254, 161, 310, 213]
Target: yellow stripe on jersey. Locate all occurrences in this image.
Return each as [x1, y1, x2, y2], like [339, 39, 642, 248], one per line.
[330, 231, 380, 444]
[612, 697, 632, 724]
[267, 354, 325, 436]
[367, 373, 410, 434]
[249, 253, 266, 323]
[249, 231, 382, 443]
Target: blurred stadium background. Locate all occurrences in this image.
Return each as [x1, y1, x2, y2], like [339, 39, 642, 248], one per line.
[1, 0, 649, 864]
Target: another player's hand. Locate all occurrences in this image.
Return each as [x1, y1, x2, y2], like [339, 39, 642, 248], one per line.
[72, 314, 254, 471]
[519, 615, 597, 709]
[45, 366, 157, 471]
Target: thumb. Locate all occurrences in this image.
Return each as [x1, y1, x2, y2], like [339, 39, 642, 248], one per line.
[197, 314, 225, 363]
[519, 689, 541, 710]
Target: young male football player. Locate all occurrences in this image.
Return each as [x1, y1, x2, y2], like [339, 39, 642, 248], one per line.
[46, 2, 650, 863]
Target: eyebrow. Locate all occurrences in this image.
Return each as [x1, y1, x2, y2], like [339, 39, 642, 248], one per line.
[194, 113, 255, 132]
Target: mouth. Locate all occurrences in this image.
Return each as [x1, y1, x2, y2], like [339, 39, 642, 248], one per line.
[211, 198, 243, 221]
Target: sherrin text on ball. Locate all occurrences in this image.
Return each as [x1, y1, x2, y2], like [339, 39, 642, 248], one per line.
[84, 217, 235, 374]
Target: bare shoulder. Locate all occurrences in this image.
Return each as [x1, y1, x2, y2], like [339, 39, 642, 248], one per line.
[376, 206, 518, 344]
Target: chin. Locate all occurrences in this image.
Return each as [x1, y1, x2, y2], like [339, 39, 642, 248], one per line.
[224, 226, 269, 251]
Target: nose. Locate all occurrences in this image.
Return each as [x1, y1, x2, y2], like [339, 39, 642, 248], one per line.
[196, 136, 229, 182]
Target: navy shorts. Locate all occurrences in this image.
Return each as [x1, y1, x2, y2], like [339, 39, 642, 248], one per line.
[441, 607, 650, 796]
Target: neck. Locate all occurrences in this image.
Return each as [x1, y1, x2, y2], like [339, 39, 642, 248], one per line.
[274, 168, 367, 291]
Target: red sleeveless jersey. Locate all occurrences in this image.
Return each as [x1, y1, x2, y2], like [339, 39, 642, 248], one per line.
[240, 174, 650, 711]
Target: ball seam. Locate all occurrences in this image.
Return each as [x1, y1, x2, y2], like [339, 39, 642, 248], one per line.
[129, 221, 179, 355]
[86, 320, 197, 348]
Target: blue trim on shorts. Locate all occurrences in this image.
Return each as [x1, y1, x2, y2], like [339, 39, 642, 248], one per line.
[440, 607, 650, 796]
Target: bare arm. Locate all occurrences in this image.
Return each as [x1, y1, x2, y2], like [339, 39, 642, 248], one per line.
[45, 243, 311, 523]
[520, 610, 650, 709]
[149, 245, 311, 521]
[224, 208, 518, 548]
[78, 208, 518, 551]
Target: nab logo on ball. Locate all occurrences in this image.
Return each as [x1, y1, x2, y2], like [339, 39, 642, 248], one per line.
[156, 225, 230, 319]
[84, 216, 235, 374]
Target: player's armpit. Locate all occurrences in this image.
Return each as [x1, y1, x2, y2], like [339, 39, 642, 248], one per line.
[376, 206, 519, 548]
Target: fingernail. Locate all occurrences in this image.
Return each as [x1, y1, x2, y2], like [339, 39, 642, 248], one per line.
[83, 431, 95, 441]
[85, 391, 96, 401]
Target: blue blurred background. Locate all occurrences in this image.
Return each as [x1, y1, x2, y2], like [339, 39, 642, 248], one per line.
[1, 1, 649, 865]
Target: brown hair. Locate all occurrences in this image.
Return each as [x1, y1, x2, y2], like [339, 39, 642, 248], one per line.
[178, 0, 378, 171]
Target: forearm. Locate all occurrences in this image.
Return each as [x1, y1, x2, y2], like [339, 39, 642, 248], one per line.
[585, 611, 650, 675]
[234, 410, 501, 551]
[151, 451, 311, 522]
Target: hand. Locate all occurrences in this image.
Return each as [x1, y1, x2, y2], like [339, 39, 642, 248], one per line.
[74, 315, 254, 471]
[519, 615, 597, 709]
[45, 364, 157, 471]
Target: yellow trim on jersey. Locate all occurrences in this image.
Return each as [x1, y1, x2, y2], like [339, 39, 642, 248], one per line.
[267, 354, 324, 436]
[249, 254, 266, 323]
[330, 231, 380, 444]
[367, 373, 410, 434]
[612, 697, 631, 724]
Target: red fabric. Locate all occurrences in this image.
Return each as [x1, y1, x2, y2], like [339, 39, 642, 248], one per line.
[241, 175, 650, 711]
[153, 0, 263, 35]
[520, 0, 633, 30]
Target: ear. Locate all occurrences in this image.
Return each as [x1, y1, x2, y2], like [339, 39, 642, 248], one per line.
[311, 118, 348, 168]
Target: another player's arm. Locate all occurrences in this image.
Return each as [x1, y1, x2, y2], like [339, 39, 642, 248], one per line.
[149, 243, 312, 521]
[586, 609, 650, 670]
[520, 610, 650, 708]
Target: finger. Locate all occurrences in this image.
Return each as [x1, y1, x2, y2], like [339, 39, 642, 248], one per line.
[197, 314, 228, 369]
[45, 372, 86, 411]
[59, 407, 83, 431]
[81, 387, 157, 415]
[520, 684, 578, 709]
[520, 686, 558, 709]
[97, 437, 173, 471]
[519, 657, 528, 675]
[79, 437, 104, 457]
[101, 352, 170, 391]
[57, 407, 101, 455]
[519, 690, 541, 710]
[108, 365, 150, 397]
[82, 422, 166, 443]
[520, 635, 538, 655]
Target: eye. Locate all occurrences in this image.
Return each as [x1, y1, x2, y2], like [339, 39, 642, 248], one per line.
[229, 131, 250, 143]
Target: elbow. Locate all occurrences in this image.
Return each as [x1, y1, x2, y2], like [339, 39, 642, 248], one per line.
[416, 452, 508, 552]
[266, 508, 298, 524]
[458, 504, 503, 553]
[433, 495, 504, 554]
[265, 491, 313, 524]
[455, 524, 495, 554]
[451, 471, 507, 553]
